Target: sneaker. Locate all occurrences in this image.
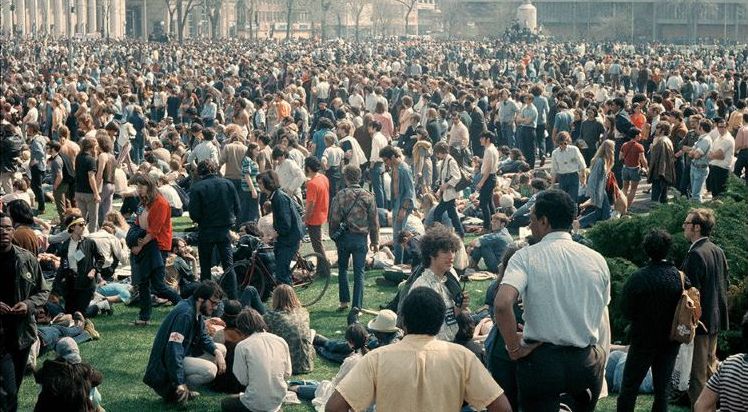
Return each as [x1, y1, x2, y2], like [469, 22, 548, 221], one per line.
[84, 319, 100, 340]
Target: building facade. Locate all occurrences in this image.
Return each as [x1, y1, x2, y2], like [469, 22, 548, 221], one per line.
[467, 0, 748, 42]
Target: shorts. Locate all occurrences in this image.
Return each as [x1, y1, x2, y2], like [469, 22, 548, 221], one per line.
[622, 166, 641, 182]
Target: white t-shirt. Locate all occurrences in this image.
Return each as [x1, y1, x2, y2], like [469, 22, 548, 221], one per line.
[708, 132, 735, 170]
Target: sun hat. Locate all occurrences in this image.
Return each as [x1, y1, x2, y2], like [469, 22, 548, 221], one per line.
[367, 310, 400, 333]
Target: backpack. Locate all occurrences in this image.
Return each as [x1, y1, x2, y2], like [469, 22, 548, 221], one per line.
[669, 271, 703, 344]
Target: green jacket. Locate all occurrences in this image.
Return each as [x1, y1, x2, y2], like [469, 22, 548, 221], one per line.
[5, 245, 50, 349]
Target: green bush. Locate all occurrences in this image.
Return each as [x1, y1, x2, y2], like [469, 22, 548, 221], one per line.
[606, 257, 639, 344]
[591, 176, 748, 344]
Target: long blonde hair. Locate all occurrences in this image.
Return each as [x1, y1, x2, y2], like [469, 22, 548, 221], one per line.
[592, 140, 615, 172]
[271, 284, 301, 312]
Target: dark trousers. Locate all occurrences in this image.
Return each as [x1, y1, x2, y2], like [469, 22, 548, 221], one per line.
[64, 287, 96, 315]
[432, 199, 465, 237]
[557, 172, 580, 203]
[0, 346, 32, 412]
[198, 235, 238, 299]
[676, 156, 690, 196]
[53, 182, 70, 220]
[307, 225, 330, 276]
[30, 164, 45, 213]
[518, 126, 536, 168]
[471, 138, 484, 159]
[535, 124, 548, 159]
[370, 162, 385, 209]
[231, 179, 251, 224]
[336, 232, 367, 308]
[138, 251, 181, 321]
[221, 395, 252, 412]
[707, 165, 730, 197]
[246, 195, 260, 223]
[274, 239, 300, 285]
[516, 344, 605, 412]
[734, 150, 748, 184]
[239, 286, 266, 315]
[479, 175, 496, 230]
[651, 177, 669, 203]
[617, 341, 680, 412]
[326, 167, 342, 201]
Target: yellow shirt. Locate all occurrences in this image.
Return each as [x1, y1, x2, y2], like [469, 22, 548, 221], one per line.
[335, 334, 503, 412]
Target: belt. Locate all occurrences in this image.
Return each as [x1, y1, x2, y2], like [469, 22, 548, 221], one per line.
[558, 171, 579, 176]
[691, 163, 708, 169]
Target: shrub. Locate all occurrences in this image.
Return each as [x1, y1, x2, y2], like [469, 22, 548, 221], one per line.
[606, 257, 639, 344]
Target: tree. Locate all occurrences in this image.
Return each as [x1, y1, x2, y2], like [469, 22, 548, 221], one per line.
[346, 0, 369, 41]
[672, 0, 716, 44]
[318, 0, 333, 40]
[203, 0, 223, 38]
[163, 0, 178, 34]
[392, 0, 417, 35]
[372, 1, 398, 36]
[176, 0, 199, 42]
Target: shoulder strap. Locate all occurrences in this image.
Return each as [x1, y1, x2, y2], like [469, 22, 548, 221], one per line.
[341, 189, 364, 222]
[678, 270, 686, 291]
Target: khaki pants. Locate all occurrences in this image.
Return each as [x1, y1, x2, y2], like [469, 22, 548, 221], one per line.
[183, 343, 227, 388]
[688, 334, 718, 408]
[75, 192, 100, 233]
[0, 172, 16, 194]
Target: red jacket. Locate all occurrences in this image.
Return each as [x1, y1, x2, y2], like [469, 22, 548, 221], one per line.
[138, 194, 172, 251]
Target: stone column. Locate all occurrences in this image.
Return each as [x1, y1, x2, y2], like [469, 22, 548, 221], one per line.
[141, 0, 147, 39]
[53, 0, 63, 35]
[14, 0, 27, 36]
[75, 0, 85, 33]
[2, 2, 12, 34]
[87, 0, 96, 33]
[28, 0, 37, 34]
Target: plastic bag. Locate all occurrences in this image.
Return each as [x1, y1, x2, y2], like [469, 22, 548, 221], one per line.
[671, 342, 692, 392]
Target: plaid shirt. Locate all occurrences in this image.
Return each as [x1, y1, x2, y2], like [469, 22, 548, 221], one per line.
[329, 185, 379, 245]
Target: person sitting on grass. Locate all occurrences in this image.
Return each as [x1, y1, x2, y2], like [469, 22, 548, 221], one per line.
[290, 323, 369, 410]
[143, 280, 228, 405]
[467, 213, 513, 274]
[264, 285, 315, 375]
[34, 337, 104, 412]
[221, 308, 292, 412]
[314, 309, 402, 364]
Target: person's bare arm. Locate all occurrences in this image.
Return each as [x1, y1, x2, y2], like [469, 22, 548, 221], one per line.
[494, 284, 540, 360]
[96, 154, 106, 188]
[486, 394, 513, 412]
[88, 171, 100, 202]
[694, 387, 718, 412]
[324, 390, 351, 412]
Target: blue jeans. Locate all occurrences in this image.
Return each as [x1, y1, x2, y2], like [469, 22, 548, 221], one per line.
[432, 199, 465, 237]
[274, 239, 300, 285]
[579, 195, 611, 228]
[557, 172, 580, 203]
[37, 324, 89, 350]
[198, 235, 238, 299]
[295, 384, 319, 400]
[392, 208, 411, 264]
[470, 245, 500, 273]
[337, 233, 367, 308]
[239, 286, 266, 314]
[98, 282, 132, 304]
[690, 165, 709, 203]
[518, 126, 536, 168]
[370, 162, 386, 209]
[535, 124, 548, 159]
[130, 137, 144, 165]
[500, 123, 516, 148]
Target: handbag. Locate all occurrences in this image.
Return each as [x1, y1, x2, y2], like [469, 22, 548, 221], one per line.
[437, 157, 472, 194]
[330, 189, 363, 242]
[669, 271, 703, 344]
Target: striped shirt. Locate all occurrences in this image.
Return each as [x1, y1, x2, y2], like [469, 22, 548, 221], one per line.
[240, 157, 259, 192]
[705, 354, 748, 411]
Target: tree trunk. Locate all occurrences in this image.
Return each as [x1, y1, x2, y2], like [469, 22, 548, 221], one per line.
[210, 11, 219, 38]
[285, 1, 292, 40]
[404, 7, 412, 35]
[336, 12, 342, 38]
[177, 2, 185, 42]
[354, 11, 360, 41]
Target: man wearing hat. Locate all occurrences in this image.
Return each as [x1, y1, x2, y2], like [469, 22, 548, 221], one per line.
[314, 309, 402, 363]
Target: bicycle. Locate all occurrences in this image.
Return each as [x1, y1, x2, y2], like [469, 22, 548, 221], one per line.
[234, 245, 330, 307]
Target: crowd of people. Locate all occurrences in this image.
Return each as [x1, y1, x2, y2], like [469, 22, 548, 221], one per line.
[1, 33, 748, 412]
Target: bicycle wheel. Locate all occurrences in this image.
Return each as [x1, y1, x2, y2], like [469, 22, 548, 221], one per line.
[291, 252, 330, 307]
[235, 259, 270, 301]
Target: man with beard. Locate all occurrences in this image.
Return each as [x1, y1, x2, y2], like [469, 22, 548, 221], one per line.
[143, 280, 228, 405]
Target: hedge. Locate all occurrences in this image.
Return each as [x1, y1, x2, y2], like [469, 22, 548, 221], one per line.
[590, 176, 748, 353]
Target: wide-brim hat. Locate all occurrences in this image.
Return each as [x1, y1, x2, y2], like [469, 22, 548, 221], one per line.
[367, 309, 399, 333]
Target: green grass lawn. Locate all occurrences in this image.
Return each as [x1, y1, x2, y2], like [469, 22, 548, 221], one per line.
[18, 267, 688, 412]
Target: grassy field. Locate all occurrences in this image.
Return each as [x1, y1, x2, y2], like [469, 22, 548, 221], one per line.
[23, 210, 689, 411]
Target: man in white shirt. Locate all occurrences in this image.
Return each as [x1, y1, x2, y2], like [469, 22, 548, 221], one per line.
[348, 88, 365, 111]
[706, 118, 735, 198]
[494, 189, 610, 412]
[551, 131, 587, 202]
[368, 120, 388, 209]
[476, 132, 499, 232]
[271, 146, 305, 199]
[221, 308, 291, 412]
[187, 129, 220, 168]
